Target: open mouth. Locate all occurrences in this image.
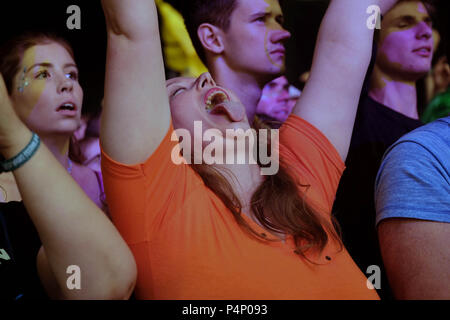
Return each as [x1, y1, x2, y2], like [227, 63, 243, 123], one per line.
[204, 88, 231, 112]
[57, 103, 77, 112]
[203, 88, 245, 122]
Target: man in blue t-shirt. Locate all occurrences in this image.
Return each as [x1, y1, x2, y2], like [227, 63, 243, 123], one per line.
[375, 116, 450, 299]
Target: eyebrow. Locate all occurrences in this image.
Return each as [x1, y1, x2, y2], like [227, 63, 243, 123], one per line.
[166, 81, 178, 88]
[249, 11, 269, 19]
[166, 81, 182, 94]
[395, 14, 432, 24]
[250, 10, 285, 25]
[166, 79, 191, 97]
[26, 62, 78, 73]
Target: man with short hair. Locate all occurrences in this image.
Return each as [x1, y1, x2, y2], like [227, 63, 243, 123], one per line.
[332, 0, 435, 299]
[181, 0, 291, 123]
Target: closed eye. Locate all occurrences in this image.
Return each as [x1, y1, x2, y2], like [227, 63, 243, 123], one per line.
[171, 87, 186, 97]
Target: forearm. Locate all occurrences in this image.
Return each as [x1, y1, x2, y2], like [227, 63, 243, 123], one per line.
[292, 0, 399, 160]
[318, 0, 398, 66]
[2, 126, 136, 299]
[101, 0, 170, 164]
[318, 0, 376, 62]
[102, 0, 159, 40]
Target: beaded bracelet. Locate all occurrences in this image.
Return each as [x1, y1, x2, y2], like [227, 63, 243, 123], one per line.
[0, 133, 41, 173]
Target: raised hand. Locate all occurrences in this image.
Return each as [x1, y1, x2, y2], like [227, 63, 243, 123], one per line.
[0, 74, 31, 160]
[101, 0, 170, 165]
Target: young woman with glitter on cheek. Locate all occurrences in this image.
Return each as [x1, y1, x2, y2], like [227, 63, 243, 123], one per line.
[0, 33, 106, 211]
[0, 71, 136, 300]
[11, 43, 83, 139]
[0, 33, 136, 299]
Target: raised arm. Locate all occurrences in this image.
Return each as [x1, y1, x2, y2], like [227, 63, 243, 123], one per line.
[101, 0, 171, 165]
[292, 0, 397, 160]
[0, 75, 136, 300]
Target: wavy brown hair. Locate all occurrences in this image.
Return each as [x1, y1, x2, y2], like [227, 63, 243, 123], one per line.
[190, 118, 342, 261]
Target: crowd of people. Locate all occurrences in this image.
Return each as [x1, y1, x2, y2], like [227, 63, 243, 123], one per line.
[0, 0, 448, 300]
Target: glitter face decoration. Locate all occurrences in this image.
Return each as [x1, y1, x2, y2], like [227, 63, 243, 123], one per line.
[17, 67, 30, 93]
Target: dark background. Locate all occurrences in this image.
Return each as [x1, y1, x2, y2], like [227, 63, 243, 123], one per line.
[0, 0, 448, 115]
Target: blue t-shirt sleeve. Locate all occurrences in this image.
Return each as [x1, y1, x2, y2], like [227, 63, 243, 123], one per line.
[375, 141, 450, 226]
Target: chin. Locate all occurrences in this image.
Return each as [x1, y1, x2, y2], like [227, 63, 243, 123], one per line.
[270, 63, 285, 74]
[258, 70, 284, 85]
[225, 120, 251, 132]
[404, 66, 431, 81]
[56, 124, 80, 136]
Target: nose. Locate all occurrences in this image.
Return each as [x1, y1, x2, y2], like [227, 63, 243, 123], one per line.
[270, 27, 291, 44]
[58, 75, 74, 94]
[278, 89, 290, 102]
[196, 72, 216, 90]
[416, 21, 432, 41]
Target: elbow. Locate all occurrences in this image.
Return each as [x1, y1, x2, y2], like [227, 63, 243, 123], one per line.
[63, 255, 138, 300]
[110, 269, 137, 300]
[101, 258, 138, 300]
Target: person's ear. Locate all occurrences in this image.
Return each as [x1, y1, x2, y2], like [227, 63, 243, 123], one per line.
[197, 23, 225, 56]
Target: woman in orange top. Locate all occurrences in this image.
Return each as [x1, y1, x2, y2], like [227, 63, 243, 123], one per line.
[100, 0, 397, 299]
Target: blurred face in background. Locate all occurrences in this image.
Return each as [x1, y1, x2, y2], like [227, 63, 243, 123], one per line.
[256, 76, 297, 122]
[376, 0, 434, 81]
[432, 56, 450, 93]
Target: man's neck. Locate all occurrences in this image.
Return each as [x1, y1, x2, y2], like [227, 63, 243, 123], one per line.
[210, 61, 270, 124]
[369, 66, 419, 120]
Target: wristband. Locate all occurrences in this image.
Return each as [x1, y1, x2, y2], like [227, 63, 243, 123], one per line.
[0, 133, 41, 173]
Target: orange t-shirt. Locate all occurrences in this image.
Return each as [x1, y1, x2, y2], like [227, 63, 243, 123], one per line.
[101, 115, 379, 300]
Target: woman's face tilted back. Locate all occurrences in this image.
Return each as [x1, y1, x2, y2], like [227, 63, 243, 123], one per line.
[9, 42, 83, 137]
[166, 72, 249, 143]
